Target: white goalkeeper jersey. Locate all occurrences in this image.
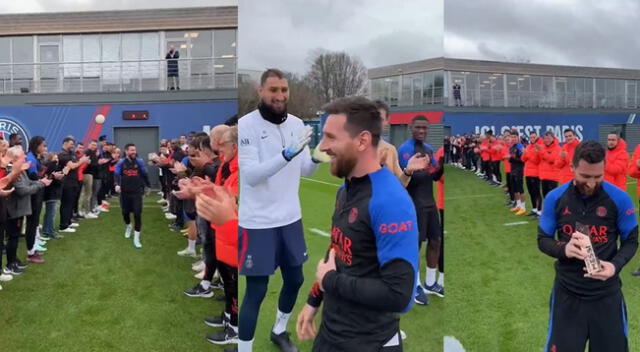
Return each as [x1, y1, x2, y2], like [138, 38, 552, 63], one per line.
[238, 109, 319, 229]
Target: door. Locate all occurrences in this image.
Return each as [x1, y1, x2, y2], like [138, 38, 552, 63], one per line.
[114, 127, 160, 188]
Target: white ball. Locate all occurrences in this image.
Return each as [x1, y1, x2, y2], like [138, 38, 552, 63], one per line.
[95, 114, 105, 124]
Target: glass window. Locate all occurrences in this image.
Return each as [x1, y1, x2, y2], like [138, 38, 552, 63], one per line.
[0, 38, 9, 82]
[214, 29, 237, 85]
[140, 32, 159, 82]
[62, 35, 81, 77]
[423, 71, 434, 104]
[433, 71, 444, 104]
[400, 74, 412, 106]
[386, 76, 400, 107]
[465, 72, 479, 106]
[478, 72, 492, 106]
[492, 73, 504, 107]
[122, 33, 141, 81]
[191, 30, 213, 58]
[82, 34, 100, 77]
[595, 79, 606, 108]
[12, 36, 33, 79]
[412, 73, 422, 106]
[38, 35, 60, 45]
[101, 34, 120, 82]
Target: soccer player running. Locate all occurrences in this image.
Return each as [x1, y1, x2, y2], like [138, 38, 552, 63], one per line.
[538, 140, 637, 351]
[296, 97, 418, 352]
[397, 115, 444, 304]
[114, 144, 150, 249]
[238, 68, 319, 352]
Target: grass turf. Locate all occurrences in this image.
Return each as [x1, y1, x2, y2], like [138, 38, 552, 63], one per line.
[0, 195, 228, 351]
[239, 163, 443, 351]
[445, 164, 640, 351]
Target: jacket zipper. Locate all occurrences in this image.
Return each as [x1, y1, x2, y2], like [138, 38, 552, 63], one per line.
[277, 124, 285, 148]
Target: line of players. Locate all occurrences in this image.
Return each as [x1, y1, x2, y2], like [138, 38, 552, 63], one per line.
[450, 128, 630, 220]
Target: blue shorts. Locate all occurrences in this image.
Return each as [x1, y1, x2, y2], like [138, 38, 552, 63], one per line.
[183, 210, 196, 222]
[239, 219, 308, 276]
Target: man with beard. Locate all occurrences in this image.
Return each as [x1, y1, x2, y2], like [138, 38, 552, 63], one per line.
[555, 129, 580, 185]
[604, 131, 628, 191]
[115, 143, 150, 249]
[397, 115, 443, 304]
[296, 97, 418, 352]
[538, 140, 637, 352]
[238, 68, 319, 352]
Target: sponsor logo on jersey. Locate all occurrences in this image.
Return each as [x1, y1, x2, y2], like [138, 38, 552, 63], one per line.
[596, 206, 607, 217]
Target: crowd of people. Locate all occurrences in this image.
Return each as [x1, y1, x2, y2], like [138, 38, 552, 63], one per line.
[151, 126, 240, 350]
[443, 128, 631, 219]
[0, 133, 119, 283]
[0, 126, 241, 350]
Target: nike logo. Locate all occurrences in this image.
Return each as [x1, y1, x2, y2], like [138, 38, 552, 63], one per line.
[303, 252, 307, 256]
[261, 135, 268, 139]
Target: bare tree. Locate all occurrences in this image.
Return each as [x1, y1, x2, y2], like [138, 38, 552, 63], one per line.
[306, 50, 368, 104]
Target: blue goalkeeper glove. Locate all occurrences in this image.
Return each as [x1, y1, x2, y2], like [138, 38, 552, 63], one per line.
[283, 126, 313, 161]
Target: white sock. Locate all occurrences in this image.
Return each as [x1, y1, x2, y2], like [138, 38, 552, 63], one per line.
[188, 239, 196, 252]
[134, 231, 140, 241]
[437, 272, 444, 286]
[238, 339, 253, 352]
[272, 309, 291, 335]
[27, 248, 35, 256]
[426, 267, 437, 286]
[200, 280, 211, 290]
[416, 268, 422, 287]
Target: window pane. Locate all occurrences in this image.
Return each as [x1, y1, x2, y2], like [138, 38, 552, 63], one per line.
[63, 35, 81, 77]
[82, 34, 100, 77]
[140, 32, 160, 85]
[214, 29, 236, 87]
[12, 36, 33, 79]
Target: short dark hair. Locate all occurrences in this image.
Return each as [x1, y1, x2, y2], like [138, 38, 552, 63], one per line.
[544, 130, 555, 137]
[76, 142, 84, 147]
[511, 131, 519, 137]
[485, 130, 493, 136]
[124, 143, 135, 150]
[564, 128, 575, 135]
[412, 115, 428, 124]
[9, 133, 19, 141]
[322, 96, 382, 147]
[90, 139, 98, 144]
[28, 136, 45, 154]
[63, 136, 75, 144]
[373, 100, 390, 117]
[98, 135, 107, 142]
[572, 140, 605, 166]
[608, 130, 621, 137]
[261, 68, 285, 86]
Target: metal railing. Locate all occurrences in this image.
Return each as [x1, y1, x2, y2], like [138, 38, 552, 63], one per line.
[0, 57, 237, 94]
[449, 88, 636, 109]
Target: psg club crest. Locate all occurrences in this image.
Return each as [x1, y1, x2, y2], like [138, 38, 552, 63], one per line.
[596, 206, 607, 217]
[0, 118, 29, 147]
[244, 255, 253, 269]
[348, 207, 358, 223]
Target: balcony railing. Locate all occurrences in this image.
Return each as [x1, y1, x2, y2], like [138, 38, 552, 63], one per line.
[0, 57, 236, 94]
[450, 88, 636, 109]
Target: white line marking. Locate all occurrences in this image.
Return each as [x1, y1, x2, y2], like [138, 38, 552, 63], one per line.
[444, 336, 466, 352]
[301, 177, 341, 187]
[503, 221, 529, 226]
[627, 181, 637, 185]
[309, 228, 330, 237]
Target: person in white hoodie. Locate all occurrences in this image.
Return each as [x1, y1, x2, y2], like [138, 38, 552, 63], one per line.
[237, 68, 320, 352]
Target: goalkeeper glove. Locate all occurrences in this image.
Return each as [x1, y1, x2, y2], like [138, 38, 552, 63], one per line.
[283, 126, 313, 161]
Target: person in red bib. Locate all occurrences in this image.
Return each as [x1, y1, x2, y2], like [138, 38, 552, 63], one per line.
[539, 131, 561, 199]
[604, 131, 628, 191]
[554, 129, 580, 185]
[522, 132, 543, 217]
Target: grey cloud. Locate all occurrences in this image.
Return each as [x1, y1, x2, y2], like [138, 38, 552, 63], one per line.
[445, 0, 640, 69]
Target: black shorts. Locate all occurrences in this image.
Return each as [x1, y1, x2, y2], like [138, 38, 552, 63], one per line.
[120, 193, 142, 215]
[510, 172, 524, 193]
[545, 285, 628, 352]
[239, 219, 308, 276]
[417, 207, 442, 242]
[312, 328, 402, 352]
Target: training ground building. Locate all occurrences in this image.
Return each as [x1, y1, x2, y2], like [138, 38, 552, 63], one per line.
[0, 6, 238, 187]
[368, 57, 640, 150]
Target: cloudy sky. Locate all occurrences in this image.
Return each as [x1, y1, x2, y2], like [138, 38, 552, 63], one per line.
[0, 0, 236, 13]
[239, 0, 443, 74]
[445, 0, 640, 69]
